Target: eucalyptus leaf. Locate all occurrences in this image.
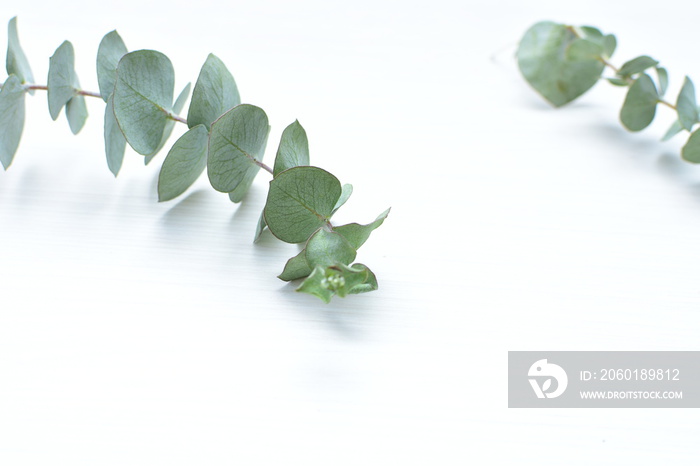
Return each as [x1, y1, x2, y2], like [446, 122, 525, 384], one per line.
[264, 166, 341, 244]
[65, 94, 87, 135]
[187, 53, 240, 130]
[577, 26, 615, 58]
[6, 17, 34, 88]
[113, 50, 175, 155]
[564, 38, 603, 61]
[617, 55, 659, 78]
[682, 128, 700, 163]
[578, 26, 602, 39]
[158, 124, 208, 202]
[253, 212, 267, 243]
[145, 82, 191, 165]
[207, 104, 270, 202]
[606, 77, 629, 87]
[278, 249, 312, 281]
[619, 73, 658, 131]
[47, 41, 78, 121]
[676, 76, 698, 131]
[305, 228, 357, 268]
[661, 119, 683, 142]
[656, 67, 669, 97]
[273, 120, 310, 176]
[0, 75, 26, 169]
[332, 183, 353, 215]
[517, 21, 605, 107]
[96, 30, 128, 102]
[335, 208, 390, 250]
[602, 34, 617, 58]
[347, 263, 378, 295]
[104, 94, 127, 176]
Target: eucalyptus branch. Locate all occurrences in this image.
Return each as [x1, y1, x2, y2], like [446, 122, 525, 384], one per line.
[0, 17, 390, 303]
[517, 21, 700, 161]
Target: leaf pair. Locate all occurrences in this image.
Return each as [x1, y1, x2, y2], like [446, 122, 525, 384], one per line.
[157, 53, 245, 201]
[47, 41, 87, 134]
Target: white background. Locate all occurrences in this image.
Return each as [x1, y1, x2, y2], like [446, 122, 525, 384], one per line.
[1, 0, 700, 464]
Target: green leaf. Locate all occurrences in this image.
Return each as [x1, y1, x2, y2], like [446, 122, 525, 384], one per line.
[578, 26, 602, 39]
[682, 128, 700, 163]
[273, 120, 310, 176]
[113, 50, 175, 155]
[619, 73, 658, 132]
[577, 26, 615, 58]
[332, 183, 353, 215]
[6, 17, 34, 87]
[661, 119, 683, 142]
[157, 124, 208, 202]
[187, 54, 240, 131]
[347, 263, 378, 295]
[617, 55, 659, 78]
[0, 75, 26, 169]
[564, 37, 602, 61]
[104, 94, 127, 176]
[606, 77, 629, 87]
[517, 21, 605, 107]
[47, 41, 78, 121]
[96, 30, 128, 102]
[145, 82, 191, 165]
[305, 228, 357, 268]
[656, 67, 668, 97]
[253, 212, 268, 243]
[602, 34, 617, 58]
[278, 249, 312, 281]
[676, 76, 698, 131]
[334, 208, 390, 250]
[65, 94, 87, 135]
[207, 104, 270, 202]
[263, 166, 341, 243]
[296, 263, 377, 303]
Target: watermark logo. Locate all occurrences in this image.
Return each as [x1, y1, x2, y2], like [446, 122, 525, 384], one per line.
[528, 359, 568, 399]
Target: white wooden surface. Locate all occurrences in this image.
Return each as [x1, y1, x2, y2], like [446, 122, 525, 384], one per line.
[1, 0, 700, 464]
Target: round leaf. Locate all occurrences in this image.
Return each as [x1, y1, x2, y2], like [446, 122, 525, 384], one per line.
[65, 94, 87, 135]
[6, 17, 34, 86]
[47, 41, 78, 121]
[187, 53, 240, 130]
[676, 76, 698, 131]
[113, 50, 175, 155]
[517, 21, 605, 107]
[158, 125, 209, 202]
[104, 94, 127, 176]
[682, 128, 700, 163]
[273, 120, 310, 176]
[207, 104, 270, 202]
[96, 30, 128, 102]
[620, 73, 658, 132]
[0, 75, 26, 169]
[263, 166, 341, 244]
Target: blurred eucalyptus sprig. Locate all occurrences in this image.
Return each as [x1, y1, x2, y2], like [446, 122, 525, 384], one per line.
[0, 17, 390, 303]
[517, 21, 700, 162]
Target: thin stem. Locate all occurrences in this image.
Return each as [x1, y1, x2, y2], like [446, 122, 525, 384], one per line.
[255, 160, 274, 175]
[658, 99, 677, 111]
[13, 82, 191, 125]
[169, 113, 188, 125]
